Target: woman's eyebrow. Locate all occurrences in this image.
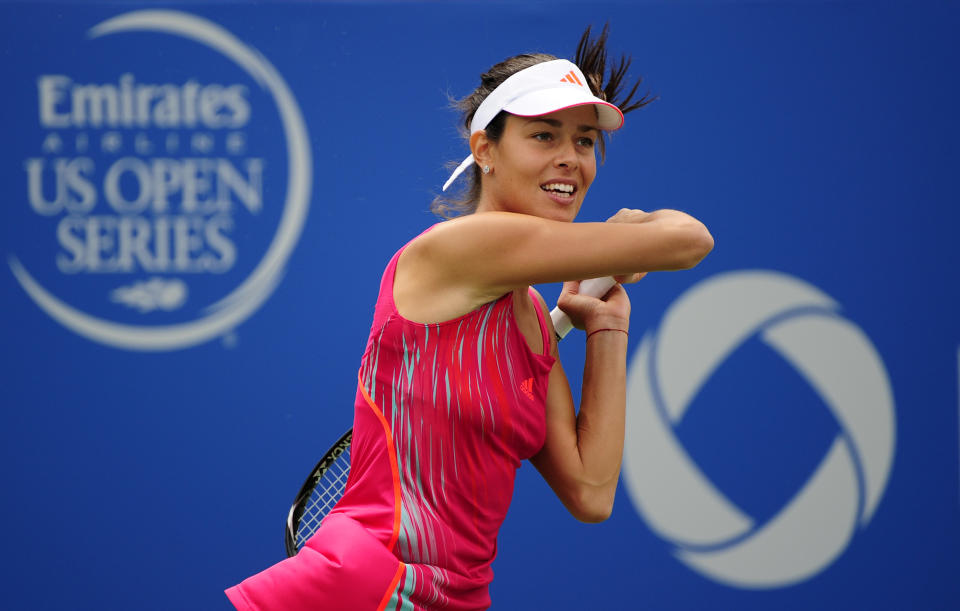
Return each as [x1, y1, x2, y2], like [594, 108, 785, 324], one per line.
[525, 118, 563, 128]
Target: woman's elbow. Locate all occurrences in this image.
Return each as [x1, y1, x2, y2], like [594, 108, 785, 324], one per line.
[676, 221, 714, 269]
[566, 486, 615, 523]
[572, 504, 613, 524]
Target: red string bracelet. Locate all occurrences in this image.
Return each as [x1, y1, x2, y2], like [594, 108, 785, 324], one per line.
[586, 328, 629, 340]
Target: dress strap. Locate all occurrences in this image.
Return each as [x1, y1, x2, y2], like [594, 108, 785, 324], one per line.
[379, 224, 439, 314]
[527, 288, 552, 357]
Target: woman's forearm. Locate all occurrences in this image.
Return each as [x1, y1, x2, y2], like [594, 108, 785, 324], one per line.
[572, 327, 629, 514]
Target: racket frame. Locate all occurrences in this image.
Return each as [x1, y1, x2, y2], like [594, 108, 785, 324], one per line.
[284, 428, 354, 557]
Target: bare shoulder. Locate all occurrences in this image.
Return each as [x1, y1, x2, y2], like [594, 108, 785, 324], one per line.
[393, 217, 512, 323]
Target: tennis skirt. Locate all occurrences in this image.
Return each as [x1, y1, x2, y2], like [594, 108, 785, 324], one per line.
[226, 513, 403, 611]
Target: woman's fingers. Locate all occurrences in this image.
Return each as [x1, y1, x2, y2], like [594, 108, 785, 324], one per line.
[605, 208, 650, 224]
[613, 272, 647, 284]
[557, 280, 631, 331]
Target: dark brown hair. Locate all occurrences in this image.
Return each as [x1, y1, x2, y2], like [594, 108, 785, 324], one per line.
[432, 24, 655, 218]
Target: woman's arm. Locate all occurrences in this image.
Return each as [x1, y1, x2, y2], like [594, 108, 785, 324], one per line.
[529, 282, 631, 522]
[394, 209, 712, 323]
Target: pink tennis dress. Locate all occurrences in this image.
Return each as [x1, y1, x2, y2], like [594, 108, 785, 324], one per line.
[226, 234, 556, 610]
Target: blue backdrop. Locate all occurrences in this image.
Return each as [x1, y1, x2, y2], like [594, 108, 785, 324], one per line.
[1, 1, 958, 609]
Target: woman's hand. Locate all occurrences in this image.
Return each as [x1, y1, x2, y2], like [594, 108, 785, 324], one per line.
[613, 272, 646, 284]
[557, 280, 631, 334]
[605, 207, 653, 225]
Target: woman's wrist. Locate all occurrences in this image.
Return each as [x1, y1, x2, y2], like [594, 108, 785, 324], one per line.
[584, 316, 629, 337]
[586, 327, 629, 340]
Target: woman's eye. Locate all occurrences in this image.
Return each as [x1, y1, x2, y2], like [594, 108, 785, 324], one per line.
[533, 132, 553, 142]
[577, 137, 595, 148]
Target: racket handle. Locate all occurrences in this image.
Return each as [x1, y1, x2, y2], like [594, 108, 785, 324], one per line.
[550, 276, 618, 340]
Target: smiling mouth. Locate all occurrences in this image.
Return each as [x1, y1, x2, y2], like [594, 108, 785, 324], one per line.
[541, 183, 576, 198]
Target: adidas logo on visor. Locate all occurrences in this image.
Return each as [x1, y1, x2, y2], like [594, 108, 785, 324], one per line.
[560, 70, 584, 86]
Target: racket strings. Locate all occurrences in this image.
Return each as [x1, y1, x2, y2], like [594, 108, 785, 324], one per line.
[295, 448, 351, 549]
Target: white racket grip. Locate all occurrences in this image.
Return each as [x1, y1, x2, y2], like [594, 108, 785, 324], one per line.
[549, 276, 618, 340]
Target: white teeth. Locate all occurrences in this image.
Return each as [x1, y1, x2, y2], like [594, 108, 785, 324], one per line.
[542, 183, 574, 194]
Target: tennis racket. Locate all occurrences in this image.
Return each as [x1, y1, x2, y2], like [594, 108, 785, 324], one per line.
[283, 277, 617, 556]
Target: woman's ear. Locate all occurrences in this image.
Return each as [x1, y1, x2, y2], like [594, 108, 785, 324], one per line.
[470, 130, 493, 168]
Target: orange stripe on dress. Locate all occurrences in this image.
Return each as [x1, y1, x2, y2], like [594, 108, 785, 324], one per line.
[357, 372, 403, 553]
[376, 562, 406, 611]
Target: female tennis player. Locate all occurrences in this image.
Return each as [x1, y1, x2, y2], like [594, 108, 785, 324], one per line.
[227, 25, 712, 611]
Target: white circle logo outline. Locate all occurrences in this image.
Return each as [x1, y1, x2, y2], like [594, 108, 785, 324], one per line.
[623, 270, 895, 588]
[8, 10, 311, 351]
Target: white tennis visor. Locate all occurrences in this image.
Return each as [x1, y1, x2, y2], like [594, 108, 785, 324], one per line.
[442, 59, 625, 191]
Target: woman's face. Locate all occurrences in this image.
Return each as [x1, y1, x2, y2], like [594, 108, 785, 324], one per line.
[478, 105, 599, 222]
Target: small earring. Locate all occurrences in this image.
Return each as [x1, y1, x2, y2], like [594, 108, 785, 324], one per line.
[482, 165, 491, 175]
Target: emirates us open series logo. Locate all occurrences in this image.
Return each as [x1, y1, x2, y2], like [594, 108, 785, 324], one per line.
[9, 10, 311, 351]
